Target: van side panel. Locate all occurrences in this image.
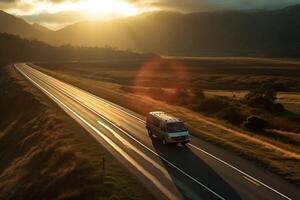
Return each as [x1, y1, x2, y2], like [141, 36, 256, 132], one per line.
[147, 116, 161, 138]
[146, 112, 190, 144]
[159, 121, 167, 140]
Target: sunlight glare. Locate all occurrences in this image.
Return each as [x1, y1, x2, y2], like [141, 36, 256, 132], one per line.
[80, 0, 139, 18]
[9, 0, 142, 20]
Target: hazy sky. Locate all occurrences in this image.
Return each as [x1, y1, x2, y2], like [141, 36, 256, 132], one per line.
[1, 0, 300, 29]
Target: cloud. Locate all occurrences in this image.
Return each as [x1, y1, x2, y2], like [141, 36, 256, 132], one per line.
[0, 0, 18, 2]
[1, 0, 300, 29]
[0, 0, 35, 14]
[2, 1, 300, 16]
[45, 0, 81, 3]
[128, 0, 300, 12]
[21, 10, 85, 23]
[0, 0, 78, 3]
[21, 10, 86, 30]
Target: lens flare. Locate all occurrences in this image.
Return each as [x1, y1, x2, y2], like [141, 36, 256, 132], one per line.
[134, 57, 189, 102]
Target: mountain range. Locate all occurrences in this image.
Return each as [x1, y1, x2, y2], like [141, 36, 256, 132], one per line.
[0, 5, 300, 57]
[0, 10, 51, 39]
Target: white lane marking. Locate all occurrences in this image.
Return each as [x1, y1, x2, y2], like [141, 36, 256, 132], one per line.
[188, 144, 292, 200]
[16, 65, 178, 200]
[99, 119, 230, 200]
[97, 115, 224, 200]
[243, 176, 261, 187]
[80, 80, 293, 200]
[20, 64, 226, 200]
[98, 120, 171, 179]
[60, 71, 293, 200]
[42, 66, 291, 200]
[28, 64, 145, 126]
[85, 93, 146, 122]
[22, 64, 293, 200]
[28, 63, 146, 122]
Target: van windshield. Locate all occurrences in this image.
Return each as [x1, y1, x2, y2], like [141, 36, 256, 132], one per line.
[167, 122, 187, 133]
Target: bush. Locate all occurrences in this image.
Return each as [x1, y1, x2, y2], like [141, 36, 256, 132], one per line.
[147, 88, 167, 100]
[174, 88, 189, 98]
[243, 116, 268, 132]
[272, 103, 285, 113]
[198, 98, 228, 113]
[244, 87, 287, 113]
[193, 88, 205, 99]
[244, 88, 276, 109]
[168, 88, 189, 105]
[217, 107, 246, 125]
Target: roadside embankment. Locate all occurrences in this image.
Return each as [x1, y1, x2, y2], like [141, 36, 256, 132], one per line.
[0, 64, 153, 200]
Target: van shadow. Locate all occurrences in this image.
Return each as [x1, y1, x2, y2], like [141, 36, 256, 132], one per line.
[151, 137, 242, 200]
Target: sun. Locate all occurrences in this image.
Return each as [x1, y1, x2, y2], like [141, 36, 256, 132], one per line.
[79, 0, 140, 18]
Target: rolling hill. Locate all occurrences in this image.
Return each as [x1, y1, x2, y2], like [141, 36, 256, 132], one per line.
[49, 5, 300, 57]
[0, 10, 52, 39]
[0, 32, 152, 64]
[1, 4, 300, 57]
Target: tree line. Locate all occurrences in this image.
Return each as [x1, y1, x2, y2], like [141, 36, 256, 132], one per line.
[0, 32, 155, 64]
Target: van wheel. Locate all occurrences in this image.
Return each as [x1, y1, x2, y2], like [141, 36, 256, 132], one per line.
[181, 141, 188, 146]
[162, 138, 167, 145]
[147, 129, 153, 138]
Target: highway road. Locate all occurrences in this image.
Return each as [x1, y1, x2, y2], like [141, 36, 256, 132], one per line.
[15, 63, 300, 200]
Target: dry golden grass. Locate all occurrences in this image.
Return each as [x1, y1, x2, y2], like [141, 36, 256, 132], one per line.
[33, 64, 300, 185]
[0, 65, 153, 200]
[205, 90, 300, 113]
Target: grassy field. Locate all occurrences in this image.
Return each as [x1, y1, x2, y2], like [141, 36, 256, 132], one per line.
[33, 57, 300, 186]
[0, 65, 154, 200]
[205, 90, 300, 114]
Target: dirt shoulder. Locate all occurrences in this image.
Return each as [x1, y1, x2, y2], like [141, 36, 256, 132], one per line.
[0, 64, 154, 200]
[32, 64, 300, 186]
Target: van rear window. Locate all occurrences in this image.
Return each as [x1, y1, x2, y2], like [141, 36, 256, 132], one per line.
[167, 122, 187, 133]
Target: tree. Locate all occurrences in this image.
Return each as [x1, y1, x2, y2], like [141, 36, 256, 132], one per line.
[244, 87, 276, 109]
[172, 88, 189, 105]
[193, 88, 205, 99]
[198, 98, 228, 113]
[217, 107, 246, 125]
[243, 116, 268, 132]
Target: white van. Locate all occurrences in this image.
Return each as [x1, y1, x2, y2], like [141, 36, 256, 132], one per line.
[146, 111, 190, 145]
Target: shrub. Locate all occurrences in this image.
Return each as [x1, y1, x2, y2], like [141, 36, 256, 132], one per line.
[174, 88, 189, 98]
[243, 116, 268, 132]
[167, 88, 189, 105]
[244, 87, 287, 114]
[217, 107, 246, 125]
[147, 88, 167, 100]
[193, 88, 205, 99]
[198, 98, 228, 113]
[272, 103, 285, 113]
[245, 88, 276, 109]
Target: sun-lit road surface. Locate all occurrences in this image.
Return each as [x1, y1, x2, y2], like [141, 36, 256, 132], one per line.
[15, 63, 300, 200]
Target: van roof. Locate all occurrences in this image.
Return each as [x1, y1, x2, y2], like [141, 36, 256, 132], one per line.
[149, 111, 181, 123]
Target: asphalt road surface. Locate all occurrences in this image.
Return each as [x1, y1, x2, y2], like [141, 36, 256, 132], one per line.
[15, 63, 300, 200]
